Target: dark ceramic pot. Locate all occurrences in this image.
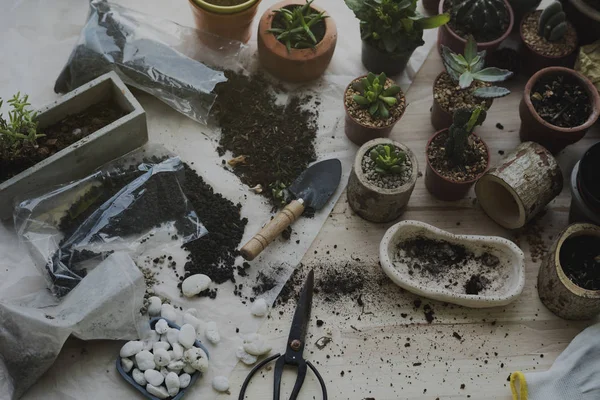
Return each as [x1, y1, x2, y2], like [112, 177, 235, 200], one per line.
[560, 0, 600, 45]
[569, 143, 600, 225]
[361, 40, 415, 76]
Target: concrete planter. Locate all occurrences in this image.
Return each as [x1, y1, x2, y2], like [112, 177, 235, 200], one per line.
[0, 72, 148, 220]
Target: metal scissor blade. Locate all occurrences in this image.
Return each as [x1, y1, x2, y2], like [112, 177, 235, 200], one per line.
[285, 270, 314, 356]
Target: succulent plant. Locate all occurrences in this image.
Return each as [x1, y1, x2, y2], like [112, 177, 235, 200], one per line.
[441, 35, 513, 98]
[345, 0, 450, 55]
[267, 0, 328, 53]
[352, 72, 402, 119]
[369, 144, 407, 175]
[450, 0, 510, 41]
[538, 2, 568, 42]
[446, 106, 487, 165]
[0, 93, 44, 148]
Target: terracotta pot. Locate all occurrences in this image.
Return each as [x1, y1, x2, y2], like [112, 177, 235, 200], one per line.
[257, 0, 337, 83]
[569, 143, 600, 225]
[347, 138, 419, 223]
[437, 0, 514, 58]
[425, 129, 490, 201]
[508, 0, 541, 33]
[519, 12, 578, 77]
[188, 0, 261, 45]
[361, 40, 415, 76]
[423, 0, 440, 14]
[538, 223, 600, 320]
[344, 76, 406, 146]
[519, 67, 600, 153]
[560, 0, 600, 45]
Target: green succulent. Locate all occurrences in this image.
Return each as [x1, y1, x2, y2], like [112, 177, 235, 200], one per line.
[446, 106, 487, 165]
[538, 2, 568, 42]
[369, 144, 407, 175]
[441, 35, 513, 99]
[267, 0, 328, 53]
[0, 92, 44, 147]
[352, 72, 401, 119]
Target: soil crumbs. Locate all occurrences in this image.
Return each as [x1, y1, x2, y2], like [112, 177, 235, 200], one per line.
[427, 130, 488, 182]
[522, 11, 577, 57]
[345, 77, 406, 128]
[559, 235, 600, 291]
[434, 72, 492, 115]
[531, 74, 592, 128]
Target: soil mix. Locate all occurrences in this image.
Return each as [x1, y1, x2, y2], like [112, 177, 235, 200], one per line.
[521, 12, 577, 57]
[427, 130, 488, 182]
[531, 74, 592, 128]
[0, 100, 125, 183]
[434, 73, 492, 114]
[559, 235, 600, 291]
[345, 77, 406, 128]
[361, 146, 412, 190]
[444, 0, 509, 43]
[271, 5, 326, 47]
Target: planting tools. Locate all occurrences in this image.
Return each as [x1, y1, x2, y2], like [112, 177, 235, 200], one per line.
[238, 270, 327, 400]
[241, 159, 341, 261]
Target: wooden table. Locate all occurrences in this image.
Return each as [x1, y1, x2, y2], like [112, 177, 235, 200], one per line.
[223, 48, 600, 400]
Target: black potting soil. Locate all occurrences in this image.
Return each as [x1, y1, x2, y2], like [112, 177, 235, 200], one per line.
[464, 274, 490, 295]
[531, 74, 592, 128]
[559, 235, 600, 291]
[317, 264, 364, 301]
[401, 237, 468, 276]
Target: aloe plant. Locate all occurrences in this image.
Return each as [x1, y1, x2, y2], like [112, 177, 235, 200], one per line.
[352, 72, 401, 119]
[0, 93, 44, 148]
[441, 35, 512, 98]
[369, 144, 407, 175]
[538, 2, 568, 42]
[267, 0, 328, 53]
[446, 106, 487, 165]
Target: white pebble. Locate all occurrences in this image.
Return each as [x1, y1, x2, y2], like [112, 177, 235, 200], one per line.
[171, 343, 184, 361]
[183, 313, 205, 334]
[161, 304, 177, 321]
[120, 358, 133, 373]
[235, 346, 258, 365]
[147, 296, 162, 316]
[132, 368, 146, 386]
[143, 331, 160, 351]
[178, 324, 196, 348]
[182, 274, 212, 297]
[153, 342, 170, 352]
[166, 328, 180, 345]
[160, 367, 169, 377]
[183, 364, 196, 374]
[184, 347, 209, 372]
[251, 298, 268, 317]
[160, 334, 169, 343]
[205, 321, 220, 344]
[146, 384, 169, 399]
[144, 369, 165, 387]
[185, 308, 199, 317]
[165, 372, 181, 396]
[167, 360, 185, 372]
[212, 376, 230, 392]
[120, 341, 143, 358]
[135, 350, 156, 371]
[179, 373, 191, 389]
[243, 333, 272, 356]
[154, 348, 171, 367]
[155, 319, 169, 335]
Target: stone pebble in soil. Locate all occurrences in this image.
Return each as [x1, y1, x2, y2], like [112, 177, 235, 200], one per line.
[166, 372, 181, 397]
[179, 373, 192, 389]
[147, 296, 162, 317]
[184, 312, 205, 335]
[178, 324, 196, 348]
[168, 360, 185, 372]
[143, 331, 160, 351]
[144, 369, 165, 387]
[213, 376, 230, 392]
[205, 321, 220, 344]
[236, 346, 258, 365]
[146, 384, 169, 399]
[132, 368, 147, 386]
[120, 341, 144, 358]
[136, 350, 156, 371]
[250, 298, 268, 317]
[362, 149, 412, 190]
[160, 304, 177, 322]
[153, 342, 170, 352]
[434, 72, 491, 114]
[171, 343, 184, 361]
[155, 318, 169, 335]
[166, 328, 180, 345]
[121, 358, 133, 373]
[243, 333, 272, 356]
[184, 347, 209, 372]
[182, 274, 212, 297]
[154, 348, 171, 367]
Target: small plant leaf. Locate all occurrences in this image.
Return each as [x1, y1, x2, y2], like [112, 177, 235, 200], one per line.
[473, 86, 511, 98]
[379, 102, 390, 119]
[472, 67, 513, 82]
[367, 72, 377, 84]
[459, 71, 474, 89]
[379, 96, 397, 106]
[389, 165, 404, 174]
[369, 102, 380, 116]
[382, 85, 401, 97]
[464, 35, 478, 63]
[353, 81, 366, 92]
[353, 95, 370, 105]
[415, 13, 450, 29]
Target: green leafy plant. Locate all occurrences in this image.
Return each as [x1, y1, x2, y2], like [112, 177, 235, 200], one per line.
[267, 0, 328, 53]
[441, 35, 512, 98]
[450, 0, 509, 42]
[445, 106, 487, 165]
[369, 144, 407, 174]
[352, 72, 401, 119]
[345, 0, 450, 55]
[0, 93, 44, 148]
[538, 2, 567, 42]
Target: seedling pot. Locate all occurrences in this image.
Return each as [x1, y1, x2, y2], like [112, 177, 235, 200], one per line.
[560, 0, 600, 45]
[569, 143, 600, 225]
[188, 0, 261, 45]
[425, 129, 490, 201]
[475, 141, 563, 230]
[0, 72, 147, 220]
[347, 138, 418, 223]
[538, 223, 600, 320]
[519, 67, 600, 153]
[257, 0, 337, 83]
[361, 40, 414, 76]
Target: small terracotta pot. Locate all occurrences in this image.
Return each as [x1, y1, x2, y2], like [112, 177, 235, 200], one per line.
[519, 12, 578, 77]
[344, 76, 406, 146]
[519, 67, 600, 153]
[437, 0, 514, 58]
[560, 0, 600, 45]
[538, 223, 600, 320]
[425, 129, 490, 201]
[423, 0, 440, 14]
[361, 40, 415, 76]
[188, 0, 261, 46]
[257, 0, 337, 83]
[347, 138, 419, 223]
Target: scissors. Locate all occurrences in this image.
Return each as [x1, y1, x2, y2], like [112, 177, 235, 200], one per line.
[238, 270, 327, 400]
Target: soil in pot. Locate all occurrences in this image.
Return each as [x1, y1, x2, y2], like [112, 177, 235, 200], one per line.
[434, 72, 492, 115]
[345, 77, 406, 129]
[270, 5, 326, 47]
[559, 234, 600, 291]
[443, 0, 510, 43]
[361, 145, 413, 190]
[522, 11, 577, 58]
[0, 100, 126, 184]
[427, 130, 488, 183]
[530, 73, 592, 128]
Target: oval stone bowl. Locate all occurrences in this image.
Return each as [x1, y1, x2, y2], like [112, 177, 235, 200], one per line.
[379, 220, 525, 308]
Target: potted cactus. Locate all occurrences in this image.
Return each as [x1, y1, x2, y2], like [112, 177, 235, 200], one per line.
[425, 106, 490, 201]
[188, 0, 261, 45]
[559, 0, 600, 45]
[344, 73, 407, 145]
[347, 138, 419, 222]
[345, 0, 450, 75]
[432, 35, 512, 131]
[438, 0, 514, 57]
[519, 2, 579, 76]
[257, 0, 337, 82]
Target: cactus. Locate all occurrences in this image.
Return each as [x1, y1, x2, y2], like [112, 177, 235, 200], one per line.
[450, 0, 509, 41]
[446, 106, 487, 166]
[538, 1, 567, 42]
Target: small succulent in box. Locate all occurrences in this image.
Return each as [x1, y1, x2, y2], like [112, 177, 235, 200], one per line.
[538, 2, 567, 42]
[441, 35, 513, 98]
[449, 0, 510, 42]
[0, 93, 44, 150]
[267, 0, 328, 53]
[369, 144, 407, 174]
[352, 72, 401, 119]
[446, 106, 487, 165]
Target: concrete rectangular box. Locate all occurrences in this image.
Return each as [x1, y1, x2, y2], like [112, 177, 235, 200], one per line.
[0, 72, 148, 219]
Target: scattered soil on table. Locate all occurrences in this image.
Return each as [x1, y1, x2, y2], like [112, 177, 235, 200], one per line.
[213, 71, 318, 206]
[361, 146, 412, 190]
[203, 0, 249, 5]
[531, 73, 592, 128]
[559, 234, 600, 291]
[513, 210, 549, 263]
[271, 5, 326, 47]
[444, 0, 509, 43]
[345, 77, 406, 128]
[522, 11, 577, 57]
[488, 48, 519, 78]
[427, 130, 488, 182]
[0, 100, 125, 183]
[434, 72, 492, 114]
[464, 274, 490, 295]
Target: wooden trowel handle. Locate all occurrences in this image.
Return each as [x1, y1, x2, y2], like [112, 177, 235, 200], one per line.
[240, 199, 305, 261]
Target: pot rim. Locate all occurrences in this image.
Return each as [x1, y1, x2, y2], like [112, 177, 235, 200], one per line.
[519, 11, 578, 60]
[425, 128, 491, 185]
[190, 0, 259, 14]
[343, 75, 406, 131]
[569, 0, 600, 21]
[439, 0, 515, 47]
[523, 67, 600, 132]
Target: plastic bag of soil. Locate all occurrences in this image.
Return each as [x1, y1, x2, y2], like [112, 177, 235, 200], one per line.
[14, 153, 207, 297]
[54, 0, 244, 124]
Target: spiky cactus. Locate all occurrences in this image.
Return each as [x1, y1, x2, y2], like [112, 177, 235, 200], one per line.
[538, 2, 567, 42]
[446, 107, 487, 165]
[450, 0, 509, 41]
